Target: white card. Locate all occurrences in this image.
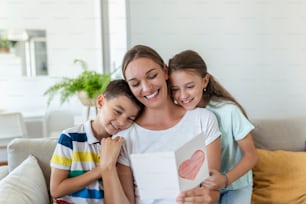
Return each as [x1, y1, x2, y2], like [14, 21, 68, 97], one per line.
[130, 132, 209, 200]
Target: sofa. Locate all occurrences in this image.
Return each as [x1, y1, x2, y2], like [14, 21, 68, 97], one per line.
[0, 137, 58, 204]
[0, 118, 305, 204]
[250, 118, 306, 204]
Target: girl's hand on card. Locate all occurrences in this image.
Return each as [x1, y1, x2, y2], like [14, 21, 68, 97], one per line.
[201, 169, 226, 190]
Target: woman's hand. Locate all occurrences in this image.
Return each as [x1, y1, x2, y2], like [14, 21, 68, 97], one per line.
[176, 186, 220, 204]
[201, 169, 227, 190]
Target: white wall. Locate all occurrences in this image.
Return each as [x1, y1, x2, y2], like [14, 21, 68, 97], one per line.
[0, 0, 103, 136]
[0, 0, 103, 113]
[0, 0, 103, 77]
[127, 0, 306, 119]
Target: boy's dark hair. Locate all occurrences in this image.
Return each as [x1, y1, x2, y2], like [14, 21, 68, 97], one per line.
[103, 79, 144, 116]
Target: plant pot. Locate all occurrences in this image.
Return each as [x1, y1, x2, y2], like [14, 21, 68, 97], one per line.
[77, 91, 96, 107]
[0, 48, 9, 53]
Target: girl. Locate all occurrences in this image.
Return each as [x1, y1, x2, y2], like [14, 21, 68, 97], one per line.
[168, 50, 258, 204]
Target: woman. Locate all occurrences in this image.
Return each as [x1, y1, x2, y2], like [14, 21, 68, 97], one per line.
[101, 45, 221, 204]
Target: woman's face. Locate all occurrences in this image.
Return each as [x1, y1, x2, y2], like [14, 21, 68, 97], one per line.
[124, 57, 168, 108]
[169, 70, 207, 110]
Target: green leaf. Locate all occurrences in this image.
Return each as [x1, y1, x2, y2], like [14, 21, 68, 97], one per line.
[43, 59, 111, 106]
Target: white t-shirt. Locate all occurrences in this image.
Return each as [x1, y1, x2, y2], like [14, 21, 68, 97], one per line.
[113, 108, 221, 204]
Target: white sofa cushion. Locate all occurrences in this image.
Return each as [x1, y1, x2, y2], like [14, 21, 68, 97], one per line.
[0, 155, 49, 204]
[7, 137, 58, 192]
[0, 165, 9, 180]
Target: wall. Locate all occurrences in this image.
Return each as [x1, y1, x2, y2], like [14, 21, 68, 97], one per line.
[0, 0, 103, 136]
[0, 76, 91, 137]
[0, 0, 103, 77]
[126, 0, 306, 119]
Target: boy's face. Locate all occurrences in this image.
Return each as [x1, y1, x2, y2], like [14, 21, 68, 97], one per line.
[97, 95, 140, 135]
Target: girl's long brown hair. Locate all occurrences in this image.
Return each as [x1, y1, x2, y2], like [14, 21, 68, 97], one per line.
[168, 50, 248, 117]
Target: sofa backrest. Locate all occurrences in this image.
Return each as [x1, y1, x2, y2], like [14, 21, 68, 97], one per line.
[5, 118, 306, 195]
[7, 137, 58, 192]
[251, 118, 306, 151]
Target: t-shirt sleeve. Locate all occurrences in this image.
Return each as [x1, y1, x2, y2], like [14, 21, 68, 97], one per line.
[117, 142, 131, 167]
[50, 133, 73, 170]
[202, 110, 221, 145]
[230, 106, 254, 141]
[112, 134, 131, 167]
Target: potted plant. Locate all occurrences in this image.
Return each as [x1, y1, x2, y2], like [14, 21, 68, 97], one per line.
[0, 37, 10, 53]
[44, 59, 111, 107]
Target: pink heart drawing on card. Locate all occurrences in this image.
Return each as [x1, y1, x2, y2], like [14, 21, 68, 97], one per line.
[178, 149, 205, 180]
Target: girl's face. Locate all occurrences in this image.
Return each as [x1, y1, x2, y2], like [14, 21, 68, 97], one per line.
[169, 70, 208, 110]
[124, 57, 168, 108]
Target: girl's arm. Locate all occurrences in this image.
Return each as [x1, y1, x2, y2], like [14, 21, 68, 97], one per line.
[50, 166, 101, 198]
[203, 132, 258, 190]
[224, 133, 258, 187]
[100, 137, 135, 204]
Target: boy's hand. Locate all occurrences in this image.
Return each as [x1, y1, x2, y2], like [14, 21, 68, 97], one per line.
[100, 137, 124, 172]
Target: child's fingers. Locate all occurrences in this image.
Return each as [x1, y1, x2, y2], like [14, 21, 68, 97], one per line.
[115, 136, 125, 144]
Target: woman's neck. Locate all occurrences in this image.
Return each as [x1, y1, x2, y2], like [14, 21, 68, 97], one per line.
[136, 98, 186, 130]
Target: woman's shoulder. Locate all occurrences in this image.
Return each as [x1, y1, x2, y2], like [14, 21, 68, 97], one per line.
[112, 123, 139, 138]
[189, 107, 213, 114]
[186, 107, 217, 120]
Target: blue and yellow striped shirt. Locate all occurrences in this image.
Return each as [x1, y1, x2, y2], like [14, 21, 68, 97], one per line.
[50, 121, 104, 204]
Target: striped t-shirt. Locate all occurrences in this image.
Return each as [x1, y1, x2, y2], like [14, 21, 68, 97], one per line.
[50, 121, 104, 204]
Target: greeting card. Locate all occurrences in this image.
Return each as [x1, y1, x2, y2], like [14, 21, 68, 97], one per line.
[130, 131, 209, 199]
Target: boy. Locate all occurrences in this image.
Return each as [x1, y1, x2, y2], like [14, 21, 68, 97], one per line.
[50, 79, 143, 204]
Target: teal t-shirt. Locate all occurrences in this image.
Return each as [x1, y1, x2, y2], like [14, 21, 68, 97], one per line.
[207, 101, 254, 190]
